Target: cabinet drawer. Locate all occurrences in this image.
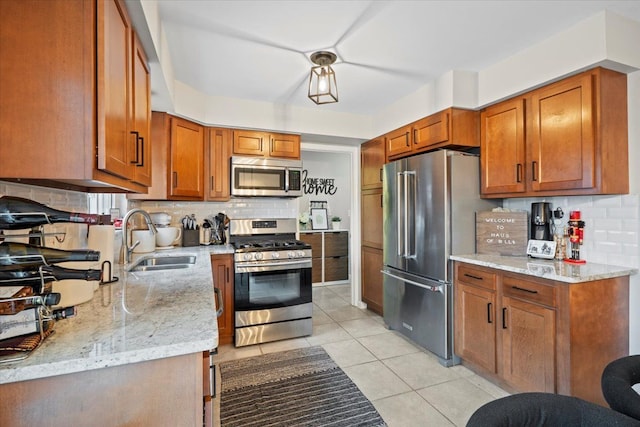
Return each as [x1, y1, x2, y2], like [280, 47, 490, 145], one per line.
[457, 265, 496, 290]
[300, 233, 322, 257]
[325, 257, 348, 282]
[503, 276, 556, 307]
[325, 232, 348, 257]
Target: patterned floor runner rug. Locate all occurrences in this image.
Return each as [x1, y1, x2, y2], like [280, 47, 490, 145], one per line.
[219, 346, 387, 427]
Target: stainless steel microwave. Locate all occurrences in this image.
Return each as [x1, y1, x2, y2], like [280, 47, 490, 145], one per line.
[230, 156, 303, 197]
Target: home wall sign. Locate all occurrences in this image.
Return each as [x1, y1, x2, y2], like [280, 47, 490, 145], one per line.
[302, 169, 338, 195]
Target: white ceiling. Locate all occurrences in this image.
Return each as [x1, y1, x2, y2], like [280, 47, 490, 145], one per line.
[153, 0, 640, 117]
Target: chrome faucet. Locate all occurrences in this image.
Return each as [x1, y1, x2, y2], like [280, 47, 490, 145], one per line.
[120, 208, 157, 264]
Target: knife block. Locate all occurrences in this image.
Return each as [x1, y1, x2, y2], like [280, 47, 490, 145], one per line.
[182, 229, 199, 247]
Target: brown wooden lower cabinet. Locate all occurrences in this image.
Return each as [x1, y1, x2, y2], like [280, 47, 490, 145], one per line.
[454, 261, 629, 406]
[0, 352, 209, 426]
[361, 246, 383, 315]
[210, 254, 234, 346]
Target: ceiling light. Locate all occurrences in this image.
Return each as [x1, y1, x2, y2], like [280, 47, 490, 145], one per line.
[308, 51, 338, 105]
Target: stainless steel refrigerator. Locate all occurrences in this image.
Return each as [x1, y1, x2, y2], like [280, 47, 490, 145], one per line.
[382, 150, 499, 366]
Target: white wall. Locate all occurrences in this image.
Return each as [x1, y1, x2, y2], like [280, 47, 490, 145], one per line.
[299, 151, 352, 229]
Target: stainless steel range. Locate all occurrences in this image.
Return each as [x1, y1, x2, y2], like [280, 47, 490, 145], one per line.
[229, 218, 312, 347]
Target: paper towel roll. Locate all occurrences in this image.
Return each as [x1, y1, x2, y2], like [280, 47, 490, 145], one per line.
[87, 225, 115, 285]
[52, 225, 115, 308]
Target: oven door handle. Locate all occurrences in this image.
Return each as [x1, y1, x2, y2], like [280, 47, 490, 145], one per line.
[235, 259, 312, 273]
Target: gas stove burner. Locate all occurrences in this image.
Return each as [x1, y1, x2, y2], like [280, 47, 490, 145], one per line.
[232, 239, 310, 252]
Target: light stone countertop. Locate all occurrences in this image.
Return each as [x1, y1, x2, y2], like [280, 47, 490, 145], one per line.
[0, 244, 235, 385]
[450, 253, 638, 283]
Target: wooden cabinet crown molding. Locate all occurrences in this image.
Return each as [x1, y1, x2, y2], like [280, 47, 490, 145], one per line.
[480, 67, 628, 198]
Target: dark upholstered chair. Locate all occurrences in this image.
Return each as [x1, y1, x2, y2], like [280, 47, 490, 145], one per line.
[602, 355, 640, 421]
[467, 355, 640, 427]
[466, 392, 639, 426]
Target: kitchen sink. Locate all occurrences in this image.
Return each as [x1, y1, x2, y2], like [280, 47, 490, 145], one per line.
[127, 254, 197, 272]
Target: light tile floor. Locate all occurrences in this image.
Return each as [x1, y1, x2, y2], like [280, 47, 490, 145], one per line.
[213, 284, 510, 427]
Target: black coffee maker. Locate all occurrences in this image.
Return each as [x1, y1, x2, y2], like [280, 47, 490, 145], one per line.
[531, 202, 552, 241]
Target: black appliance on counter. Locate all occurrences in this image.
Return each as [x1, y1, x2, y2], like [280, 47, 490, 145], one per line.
[229, 218, 312, 347]
[531, 202, 553, 241]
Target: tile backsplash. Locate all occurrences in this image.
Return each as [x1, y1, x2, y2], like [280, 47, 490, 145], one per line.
[504, 194, 640, 268]
[131, 198, 299, 226]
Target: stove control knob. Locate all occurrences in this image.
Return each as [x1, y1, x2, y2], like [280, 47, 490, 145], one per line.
[297, 251, 306, 258]
[271, 252, 280, 259]
[243, 253, 253, 261]
[254, 252, 264, 260]
[287, 251, 296, 259]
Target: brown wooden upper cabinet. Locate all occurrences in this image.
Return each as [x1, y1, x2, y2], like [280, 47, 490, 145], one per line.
[207, 128, 232, 201]
[0, 0, 151, 193]
[481, 67, 628, 198]
[130, 32, 152, 187]
[361, 137, 385, 190]
[386, 108, 479, 161]
[232, 130, 301, 159]
[169, 117, 205, 200]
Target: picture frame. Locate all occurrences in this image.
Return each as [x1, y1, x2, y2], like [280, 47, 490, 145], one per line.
[310, 208, 328, 230]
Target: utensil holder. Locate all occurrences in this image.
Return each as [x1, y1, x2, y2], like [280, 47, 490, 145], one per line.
[182, 229, 199, 247]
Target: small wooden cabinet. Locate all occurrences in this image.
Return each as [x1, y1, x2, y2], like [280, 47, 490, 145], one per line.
[207, 127, 232, 201]
[0, 0, 150, 193]
[232, 130, 300, 159]
[454, 262, 629, 405]
[481, 67, 628, 198]
[300, 231, 349, 284]
[361, 246, 384, 315]
[386, 108, 479, 161]
[385, 125, 413, 160]
[210, 254, 234, 346]
[361, 137, 385, 190]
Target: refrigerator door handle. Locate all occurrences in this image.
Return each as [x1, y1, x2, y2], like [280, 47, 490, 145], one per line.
[381, 269, 444, 293]
[396, 171, 404, 257]
[406, 170, 417, 259]
[403, 171, 410, 258]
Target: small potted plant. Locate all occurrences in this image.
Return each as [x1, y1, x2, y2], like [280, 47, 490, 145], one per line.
[331, 216, 341, 230]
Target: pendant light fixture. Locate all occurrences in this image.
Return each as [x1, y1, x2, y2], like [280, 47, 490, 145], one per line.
[308, 51, 338, 104]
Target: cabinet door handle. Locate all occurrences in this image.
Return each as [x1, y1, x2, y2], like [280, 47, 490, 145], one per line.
[413, 129, 417, 145]
[502, 307, 508, 329]
[516, 163, 523, 183]
[210, 176, 214, 190]
[532, 161, 538, 181]
[405, 132, 410, 147]
[380, 194, 383, 208]
[464, 273, 483, 281]
[487, 302, 493, 324]
[226, 266, 229, 282]
[173, 171, 178, 188]
[137, 136, 144, 167]
[379, 168, 383, 183]
[130, 131, 140, 164]
[511, 285, 538, 294]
